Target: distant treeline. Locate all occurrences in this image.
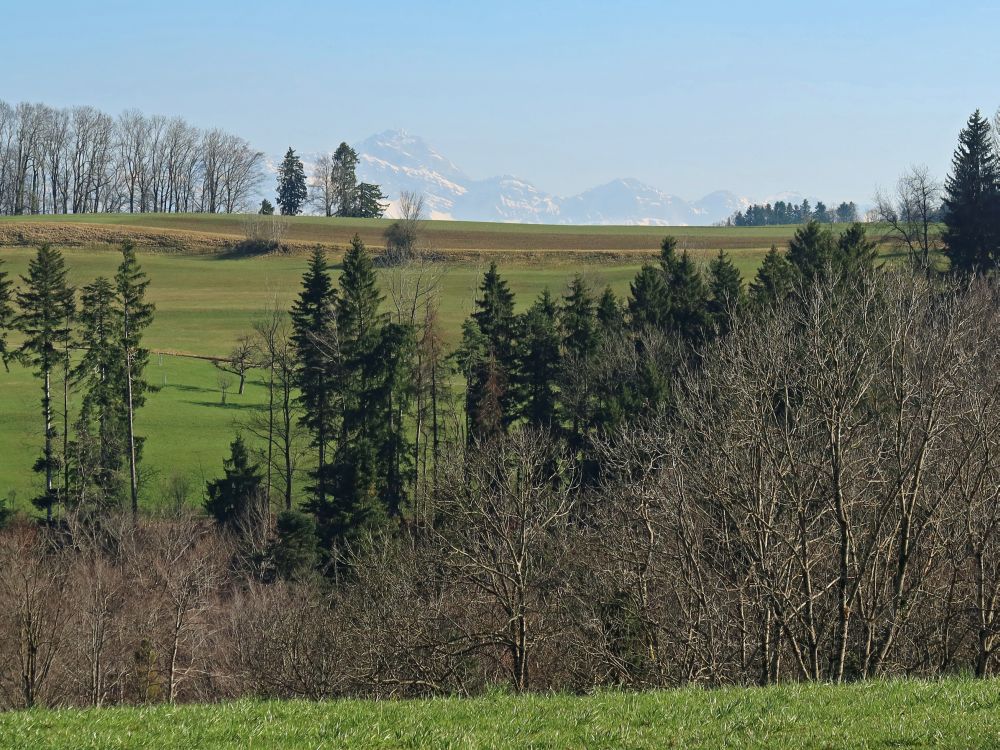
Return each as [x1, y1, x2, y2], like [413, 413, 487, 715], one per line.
[727, 198, 861, 226]
[0, 100, 387, 218]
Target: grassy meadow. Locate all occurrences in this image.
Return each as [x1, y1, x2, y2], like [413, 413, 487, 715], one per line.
[1, 679, 998, 749]
[0, 215, 796, 510]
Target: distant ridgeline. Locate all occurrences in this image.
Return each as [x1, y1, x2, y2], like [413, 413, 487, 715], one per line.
[728, 199, 859, 226]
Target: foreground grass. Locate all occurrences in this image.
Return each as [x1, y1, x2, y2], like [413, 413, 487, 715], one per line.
[2, 680, 998, 749]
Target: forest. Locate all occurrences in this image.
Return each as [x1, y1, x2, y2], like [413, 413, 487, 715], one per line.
[0, 109, 997, 709]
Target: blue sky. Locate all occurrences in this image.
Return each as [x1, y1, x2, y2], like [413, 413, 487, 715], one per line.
[5, 0, 998, 201]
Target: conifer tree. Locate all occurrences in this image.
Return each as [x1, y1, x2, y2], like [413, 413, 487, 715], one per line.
[749, 246, 797, 306]
[836, 223, 878, 277]
[116, 242, 154, 518]
[666, 250, 711, 343]
[787, 220, 837, 284]
[943, 110, 1000, 272]
[332, 142, 360, 217]
[276, 147, 308, 216]
[72, 276, 126, 504]
[627, 265, 671, 330]
[708, 250, 744, 336]
[517, 289, 561, 429]
[205, 435, 264, 528]
[0, 258, 13, 371]
[596, 286, 624, 332]
[560, 275, 597, 361]
[355, 183, 388, 218]
[291, 248, 339, 511]
[327, 235, 398, 540]
[454, 319, 494, 443]
[465, 262, 517, 431]
[16, 245, 75, 521]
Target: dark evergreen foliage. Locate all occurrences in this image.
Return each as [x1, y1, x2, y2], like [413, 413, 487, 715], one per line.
[943, 110, 1000, 272]
[276, 148, 308, 216]
[290, 248, 339, 510]
[15, 245, 75, 519]
[205, 436, 264, 528]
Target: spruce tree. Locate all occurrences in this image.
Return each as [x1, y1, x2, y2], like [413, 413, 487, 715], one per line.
[596, 286, 624, 332]
[943, 110, 1000, 272]
[116, 242, 154, 518]
[517, 289, 561, 429]
[290, 248, 339, 511]
[666, 250, 711, 344]
[0, 258, 13, 371]
[355, 183, 388, 218]
[749, 246, 797, 306]
[454, 319, 495, 443]
[72, 276, 127, 504]
[276, 147, 308, 216]
[332, 142, 360, 217]
[328, 235, 396, 541]
[560, 275, 597, 361]
[205, 436, 264, 528]
[467, 262, 517, 430]
[627, 265, 670, 330]
[836, 223, 878, 277]
[708, 250, 744, 336]
[787, 220, 837, 284]
[16, 245, 75, 521]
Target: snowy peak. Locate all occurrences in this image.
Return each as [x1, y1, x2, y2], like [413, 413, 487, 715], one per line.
[352, 131, 797, 225]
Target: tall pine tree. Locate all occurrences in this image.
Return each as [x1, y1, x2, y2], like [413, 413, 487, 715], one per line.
[708, 250, 744, 336]
[328, 235, 394, 541]
[943, 110, 1000, 272]
[16, 245, 75, 521]
[332, 142, 360, 217]
[517, 289, 561, 429]
[72, 276, 127, 505]
[276, 147, 308, 216]
[116, 242, 154, 518]
[0, 258, 13, 371]
[749, 246, 796, 306]
[291, 248, 339, 512]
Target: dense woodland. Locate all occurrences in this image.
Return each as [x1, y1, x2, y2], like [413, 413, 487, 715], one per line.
[0, 110, 997, 708]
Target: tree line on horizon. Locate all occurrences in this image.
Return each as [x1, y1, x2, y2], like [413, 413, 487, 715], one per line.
[727, 198, 860, 226]
[0, 100, 390, 219]
[0, 107, 997, 707]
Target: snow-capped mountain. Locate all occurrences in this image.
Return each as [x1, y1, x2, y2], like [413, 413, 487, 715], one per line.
[350, 130, 791, 225]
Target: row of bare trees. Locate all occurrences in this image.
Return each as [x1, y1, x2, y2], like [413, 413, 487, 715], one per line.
[0, 100, 264, 216]
[1, 268, 997, 709]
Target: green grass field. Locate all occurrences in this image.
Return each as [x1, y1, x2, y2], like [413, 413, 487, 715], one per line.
[0, 215, 819, 510]
[1, 679, 998, 749]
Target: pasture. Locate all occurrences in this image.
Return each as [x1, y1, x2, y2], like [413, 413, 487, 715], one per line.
[1, 679, 998, 749]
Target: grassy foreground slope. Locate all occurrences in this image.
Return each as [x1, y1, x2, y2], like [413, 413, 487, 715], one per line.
[2, 680, 998, 749]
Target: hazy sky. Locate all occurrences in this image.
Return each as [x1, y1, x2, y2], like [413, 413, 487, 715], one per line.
[6, 0, 998, 201]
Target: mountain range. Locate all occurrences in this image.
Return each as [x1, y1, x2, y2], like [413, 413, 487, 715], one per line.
[283, 130, 823, 226]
